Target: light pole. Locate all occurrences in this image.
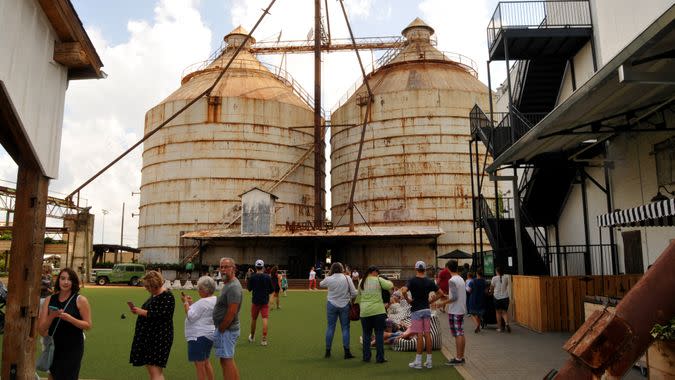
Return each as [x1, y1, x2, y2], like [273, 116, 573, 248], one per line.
[101, 209, 109, 244]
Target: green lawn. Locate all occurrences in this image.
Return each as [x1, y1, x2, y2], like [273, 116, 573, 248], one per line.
[5, 287, 461, 379]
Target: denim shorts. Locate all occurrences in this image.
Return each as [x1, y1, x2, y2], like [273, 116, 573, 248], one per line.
[187, 336, 214, 362]
[213, 329, 240, 359]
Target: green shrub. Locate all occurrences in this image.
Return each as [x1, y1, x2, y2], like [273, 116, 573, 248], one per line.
[651, 317, 675, 341]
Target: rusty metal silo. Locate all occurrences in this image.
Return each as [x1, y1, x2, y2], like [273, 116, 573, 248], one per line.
[139, 27, 320, 263]
[330, 18, 491, 257]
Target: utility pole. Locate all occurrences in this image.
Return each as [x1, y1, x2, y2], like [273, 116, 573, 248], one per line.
[313, 0, 324, 226]
[118, 202, 125, 263]
[101, 209, 109, 244]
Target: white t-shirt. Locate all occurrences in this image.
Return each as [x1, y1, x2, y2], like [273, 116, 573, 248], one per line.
[447, 274, 467, 315]
[309, 269, 316, 280]
[351, 271, 359, 280]
[184, 296, 217, 341]
[491, 274, 510, 300]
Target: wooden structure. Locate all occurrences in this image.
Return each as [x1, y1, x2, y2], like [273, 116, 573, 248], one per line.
[0, 1, 103, 378]
[512, 274, 641, 333]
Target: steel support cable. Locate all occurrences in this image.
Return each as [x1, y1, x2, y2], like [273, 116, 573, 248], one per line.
[65, 0, 277, 203]
[338, 0, 375, 231]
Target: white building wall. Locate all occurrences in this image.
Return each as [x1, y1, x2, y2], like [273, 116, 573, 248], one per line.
[554, 166, 615, 274]
[557, 0, 672, 104]
[607, 132, 675, 268]
[0, 0, 69, 178]
[590, 0, 673, 67]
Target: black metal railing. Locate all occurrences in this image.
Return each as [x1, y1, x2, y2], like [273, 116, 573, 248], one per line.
[540, 244, 616, 276]
[487, 1, 592, 51]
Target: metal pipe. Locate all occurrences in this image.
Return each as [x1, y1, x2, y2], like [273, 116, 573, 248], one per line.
[469, 138, 478, 259]
[512, 169, 524, 274]
[603, 158, 618, 274]
[580, 169, 592, 275]
[314, 0, 324, 225]
[338, 0, 375, 231]
[556, 242, 675, 378]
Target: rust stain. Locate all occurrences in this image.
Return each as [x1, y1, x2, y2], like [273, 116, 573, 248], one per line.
[207, 96, 222, 123]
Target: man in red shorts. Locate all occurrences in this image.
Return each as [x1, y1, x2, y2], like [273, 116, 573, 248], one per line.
[401, 261, 444, 369]
[246, 259, 274, 346]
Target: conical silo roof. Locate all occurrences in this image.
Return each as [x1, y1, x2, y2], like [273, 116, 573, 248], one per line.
[350, 17, 483, 96]
[162, 26, 312, 110]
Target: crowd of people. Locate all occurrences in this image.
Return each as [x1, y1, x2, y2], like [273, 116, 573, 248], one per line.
[35, 256, 511, 379]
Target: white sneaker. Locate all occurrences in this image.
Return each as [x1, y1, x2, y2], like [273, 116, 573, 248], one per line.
[261, 337, 268, 346]
[408, 361, 422, 369]
[248, 334, 254, 343]
[424, 361, 433, 369]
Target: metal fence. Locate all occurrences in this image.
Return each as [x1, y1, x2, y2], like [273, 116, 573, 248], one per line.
[540, 244, 616, 276]
[487, 1, 592, 50]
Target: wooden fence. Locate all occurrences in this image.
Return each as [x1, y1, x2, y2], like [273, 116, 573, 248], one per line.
[512, 274, 642, 333]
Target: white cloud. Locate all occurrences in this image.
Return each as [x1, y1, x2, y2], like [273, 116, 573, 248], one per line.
[418, 0, 499, 86]
[50, 0, 212, 246]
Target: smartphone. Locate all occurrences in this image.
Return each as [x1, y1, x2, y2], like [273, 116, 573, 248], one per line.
[127, 301, 135, 310]
[48, 305, 59, 312]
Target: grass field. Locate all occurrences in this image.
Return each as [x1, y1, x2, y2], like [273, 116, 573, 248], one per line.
[4, 287, 461, 379]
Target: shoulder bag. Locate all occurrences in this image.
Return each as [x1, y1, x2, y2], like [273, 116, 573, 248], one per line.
[37, 294, 76, 372]
[378, 277, 391, 304]
[346, 276, 360, 321]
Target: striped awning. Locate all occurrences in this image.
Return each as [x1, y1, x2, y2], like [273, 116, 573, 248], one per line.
[597, 198, 675, 227]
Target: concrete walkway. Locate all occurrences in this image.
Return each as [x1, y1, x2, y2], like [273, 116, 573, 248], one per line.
[442, 323, 646, 380]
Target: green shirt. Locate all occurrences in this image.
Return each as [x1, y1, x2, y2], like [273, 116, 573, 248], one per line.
[356, 276, 394, 318]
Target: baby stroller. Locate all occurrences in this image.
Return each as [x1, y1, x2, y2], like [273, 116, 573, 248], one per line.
[0, 280, 7, 334]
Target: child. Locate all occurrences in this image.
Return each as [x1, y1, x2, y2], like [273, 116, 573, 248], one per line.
[281, 273, 288, 296]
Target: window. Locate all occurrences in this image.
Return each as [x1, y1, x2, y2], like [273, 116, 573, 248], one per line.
[654, 137, 675, 186]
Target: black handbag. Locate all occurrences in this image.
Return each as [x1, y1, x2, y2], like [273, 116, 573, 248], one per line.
[378, 277, 391, 304]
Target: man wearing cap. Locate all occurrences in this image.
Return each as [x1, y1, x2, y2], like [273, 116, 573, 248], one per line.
[401, 261, 444, 369]
[246, 259, 274, 346]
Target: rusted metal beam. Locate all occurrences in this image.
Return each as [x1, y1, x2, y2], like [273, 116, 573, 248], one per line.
[556, 241, 675, 378]
[250, 38, 403, 54]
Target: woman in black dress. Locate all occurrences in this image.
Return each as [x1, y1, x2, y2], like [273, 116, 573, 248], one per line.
[38, 267, 92, 380]
[130, 270, 175, 379]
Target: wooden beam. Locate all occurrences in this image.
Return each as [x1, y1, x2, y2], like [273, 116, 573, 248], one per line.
[53, 41, 89, 68]
[38, 0, 103, 79]
[1, 166, 49, 380]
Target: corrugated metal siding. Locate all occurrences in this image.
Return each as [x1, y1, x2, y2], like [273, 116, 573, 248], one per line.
[331, 23, 492, 255]
[138, 31, 319, 263]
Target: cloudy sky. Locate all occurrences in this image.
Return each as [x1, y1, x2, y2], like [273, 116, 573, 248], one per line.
[0, 0, 505, 247]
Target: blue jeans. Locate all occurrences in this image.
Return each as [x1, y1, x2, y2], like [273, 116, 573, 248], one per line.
[361, 313, 386, 362]
[326, 301, 350, 350]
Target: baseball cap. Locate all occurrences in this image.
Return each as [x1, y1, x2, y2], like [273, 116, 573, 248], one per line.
[255, 259, 264, 268]
[415, 261, 426, 270]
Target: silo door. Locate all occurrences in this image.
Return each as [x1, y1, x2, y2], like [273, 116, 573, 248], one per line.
[288, 256, 301, 279]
